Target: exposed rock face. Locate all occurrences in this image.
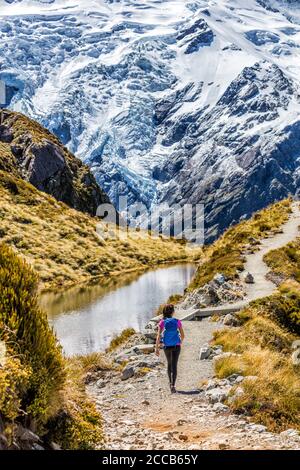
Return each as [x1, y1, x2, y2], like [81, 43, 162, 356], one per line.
[0, 110, 111, 216]
[157, 61, 300, 242]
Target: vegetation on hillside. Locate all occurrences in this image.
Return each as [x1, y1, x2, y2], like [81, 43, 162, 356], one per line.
[213, 292, 300, 431]
[189, 198, 292, 290]
[0, 171, 195, 291]
[0, 244, 104, 449]
[264, 239, 300, 283]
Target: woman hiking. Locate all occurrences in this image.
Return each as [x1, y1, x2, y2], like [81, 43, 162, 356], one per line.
[155, 304, 185, 393]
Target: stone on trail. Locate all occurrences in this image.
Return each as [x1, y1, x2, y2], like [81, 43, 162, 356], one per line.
[121, 366, 135, 381]
[244, 272, 255, 284]
[212, 403, 230, 413]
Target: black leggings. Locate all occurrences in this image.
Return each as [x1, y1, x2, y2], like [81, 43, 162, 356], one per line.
[164, 346, 181, 386]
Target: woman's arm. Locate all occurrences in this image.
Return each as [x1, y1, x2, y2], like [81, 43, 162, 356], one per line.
[179, 325, 185, 342]
[155, 326, 161, 356]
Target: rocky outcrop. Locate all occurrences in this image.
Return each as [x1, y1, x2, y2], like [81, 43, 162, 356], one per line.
[0, 109, 111, 216]
[181, 273, 245, 309]
[158, 61, 300, 242]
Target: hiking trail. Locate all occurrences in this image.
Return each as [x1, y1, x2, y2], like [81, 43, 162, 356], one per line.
[89, 202, 300, 450]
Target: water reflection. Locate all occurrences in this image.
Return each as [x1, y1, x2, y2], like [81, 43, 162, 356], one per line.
[41, 264, 195, 357]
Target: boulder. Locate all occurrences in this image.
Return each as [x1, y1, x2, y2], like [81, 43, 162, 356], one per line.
[212, 403, 230, 413]
[199, 345, 212, 360]
[280, 429, 299, 438]
[121, 366, 135, 381]
[248, 424, 267, 433]
[205, 387, 230, 404]
[133, 344, 155, 355]
[49, 441, 61, 451]
[16, 427, 41, 444]
[227, 374, 245, 384]
[223, 313, 239, 326]
[213, 273, 226, 285]
[244, 272, 255, 284]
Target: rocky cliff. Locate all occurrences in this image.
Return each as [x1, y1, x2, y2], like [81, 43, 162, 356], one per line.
[0, 109, 110, 216]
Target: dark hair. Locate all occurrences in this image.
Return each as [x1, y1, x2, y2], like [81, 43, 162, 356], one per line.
[162, 304, 175, 318]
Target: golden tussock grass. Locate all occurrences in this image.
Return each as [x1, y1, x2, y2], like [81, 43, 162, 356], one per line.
[0, 171, 198, 291]
[213, 297, 300, 431]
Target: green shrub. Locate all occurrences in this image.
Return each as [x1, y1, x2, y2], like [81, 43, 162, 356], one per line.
[0, 243, 65, 425]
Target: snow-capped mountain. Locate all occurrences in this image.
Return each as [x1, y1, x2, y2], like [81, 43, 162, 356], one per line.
[1, 0, 300, 240]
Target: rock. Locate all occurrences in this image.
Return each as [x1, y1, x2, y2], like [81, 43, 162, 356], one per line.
[121, 366, 135, 381]
[114, 356, 128, 364]
[133, 344, 155, 355]
[177, 419, 188, 426]
[244, 375, 258, 382]
[218, 443, 229, 450]
[201, 285, 220, 306]
[145, 320, 158, 330]
[280, 429, 299, 438]
[227, 374, 244, 384]
[142, 400, 150, 406]
[213, 352, 239, 363]
[244, 272, 255, 284]
[205, 387, 230, 404]
[213, 273, 226, 285]
[32, 443, 45, 450]
[149, 315, 161, 324]
[16, 427, 40, 444]
[199, 345, 212, 360]
[228, 386, 244, 403]
[212, 403, 230, 413]
[223, 313, 239, 326]
[96, 379, 106, 388]
[248, 424, 267, 433]
[0, 110, 111, 217]
[178, 434, 188, 442]
[205, 379, 219, 390]
[0, 433, 8, 450]
[48, 441, 61, 451]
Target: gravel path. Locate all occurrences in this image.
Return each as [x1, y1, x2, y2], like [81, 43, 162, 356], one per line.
[175, 320, 221, 391]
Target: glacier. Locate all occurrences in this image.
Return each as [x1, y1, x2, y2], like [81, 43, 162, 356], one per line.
[1, 0, 300, 240]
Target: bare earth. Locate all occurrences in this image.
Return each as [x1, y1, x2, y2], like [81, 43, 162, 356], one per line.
[89, 203, 300, 450]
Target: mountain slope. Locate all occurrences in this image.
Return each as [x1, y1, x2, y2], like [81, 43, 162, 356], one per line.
[0, 109, 110, 215]
[2, 0, 300, 238]
[0, 170, 192, 290]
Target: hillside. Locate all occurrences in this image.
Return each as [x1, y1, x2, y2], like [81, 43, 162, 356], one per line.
[0, 109, 110, 216]
[0, 170, 193, 291]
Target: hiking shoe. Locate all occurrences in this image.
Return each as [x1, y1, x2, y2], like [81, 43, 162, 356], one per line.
[171, 385, 176, 394]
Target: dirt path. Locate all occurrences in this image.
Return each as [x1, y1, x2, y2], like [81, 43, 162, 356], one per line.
[89, 202, 300, 450]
